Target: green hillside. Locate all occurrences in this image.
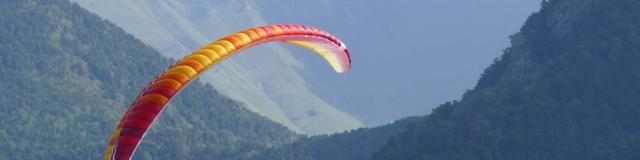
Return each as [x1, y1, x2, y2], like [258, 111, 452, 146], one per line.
[70, 0, 364, 135]
[4, 0, 638, 159]
[0, 0, 296, 159]
[252, 117, 421, 160]
[245, 0, 640, 159]
[373, 0, 640, 159]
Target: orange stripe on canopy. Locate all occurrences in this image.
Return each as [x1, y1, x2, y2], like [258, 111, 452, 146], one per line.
[105, 24, 351, 160]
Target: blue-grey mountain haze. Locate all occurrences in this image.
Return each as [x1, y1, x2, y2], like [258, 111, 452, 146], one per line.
[73, 0, 542, 131]
[254, 0, 542, 125]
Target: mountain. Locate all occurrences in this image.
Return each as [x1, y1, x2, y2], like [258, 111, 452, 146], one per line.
[373, 0, 640, 159]
[252, 117, 422, 160]
[244, 0, 640, 159]
[70, 0, 543, 130]
[70, 0, 364, 135]
[252, 0, 542, 125]
[0, 0, 296, 159]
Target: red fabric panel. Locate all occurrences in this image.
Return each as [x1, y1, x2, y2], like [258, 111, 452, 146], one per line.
[148, 79, 182, 91]
[138, 94, 169, 106]
[306, 27, 323, 37]
[261, 26, 276, 37]
[285, 24, 301, 35]
[117, 136, 140, 146]
[278, 24, 292, 35]
[119, 128, 146, 138]
[132, 103, 163, 114]
[115, 144, 136, 155]
[143, 87, 176, 99]
[126, 111, 157, 123]
[298, 25, 310, 35]
[123, 119, 152, 130]
[114, 153, 132, 160]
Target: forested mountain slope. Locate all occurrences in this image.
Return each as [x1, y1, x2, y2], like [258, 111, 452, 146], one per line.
[374, 0, 640, 159]
[252, 117, 422, 160]
[250, 0, 640, 159]
[70, 0, 364, 135]
[252, 0, 540, 125]
[0, 0, 295, 159]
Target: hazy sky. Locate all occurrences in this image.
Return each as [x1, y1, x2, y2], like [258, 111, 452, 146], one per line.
[74, 0, 543, 127]
[253, 0, 543, 125]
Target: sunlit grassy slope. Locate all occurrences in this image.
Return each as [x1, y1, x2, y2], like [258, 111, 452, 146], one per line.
[71, 0, 363, 135]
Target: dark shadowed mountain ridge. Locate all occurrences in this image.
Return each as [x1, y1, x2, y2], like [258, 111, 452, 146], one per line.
[374, 0, 640, 159]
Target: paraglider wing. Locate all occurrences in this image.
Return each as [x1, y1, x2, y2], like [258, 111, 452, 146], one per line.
[104, 24, 351, 160]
